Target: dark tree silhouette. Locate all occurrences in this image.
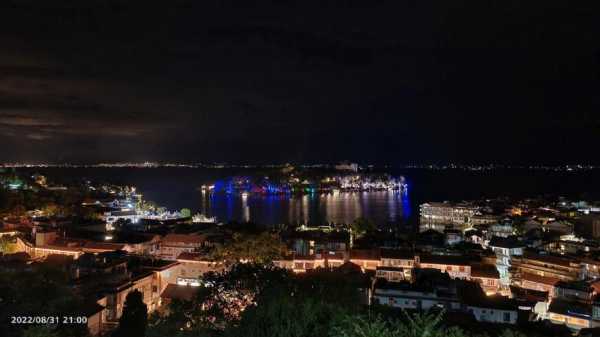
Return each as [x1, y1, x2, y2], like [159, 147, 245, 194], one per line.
[115, 290, 148, 337]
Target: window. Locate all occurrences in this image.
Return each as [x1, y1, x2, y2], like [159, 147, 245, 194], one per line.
[503, 312, 511, 322]
[459, 266, 465, 272]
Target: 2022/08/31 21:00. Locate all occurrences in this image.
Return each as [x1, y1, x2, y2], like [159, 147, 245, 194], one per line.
[10, 316, 88, 324]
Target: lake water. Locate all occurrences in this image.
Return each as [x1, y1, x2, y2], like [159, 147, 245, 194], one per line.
[29, 167, 600, 228]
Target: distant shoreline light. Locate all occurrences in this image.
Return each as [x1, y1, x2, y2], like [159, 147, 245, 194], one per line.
[0, 162, 598, 172]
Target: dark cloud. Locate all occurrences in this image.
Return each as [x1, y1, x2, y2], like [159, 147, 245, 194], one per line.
[0, 0, 598, 164]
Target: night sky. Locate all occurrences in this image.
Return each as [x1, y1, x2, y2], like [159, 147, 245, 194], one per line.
[0, 1, 598, 164]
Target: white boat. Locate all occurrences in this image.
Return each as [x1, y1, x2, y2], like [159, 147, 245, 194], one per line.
[192, 213, 217, 224]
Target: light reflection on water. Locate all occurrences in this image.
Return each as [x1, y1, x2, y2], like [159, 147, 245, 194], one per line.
[202, 191, 410, 226]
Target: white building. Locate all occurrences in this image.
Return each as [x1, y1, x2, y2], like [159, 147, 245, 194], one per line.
[487, 236, 524, 287]
[420, 202, 478, 232]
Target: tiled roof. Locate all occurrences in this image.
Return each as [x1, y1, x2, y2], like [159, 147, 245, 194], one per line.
[548, 298, 592, 317]
[176, 252, 204, 261]
[376, 266, 405, 272]
[471, 265, 500, 279]
[350, 249, 380, 260]
[523, 252, 578, 267]
[380, 248, 414, 260]
[160, 284, 198, 301]
[419, 254, 471, 266]
[488, 236, 524, 249]
[83, 241, 126, 251]
[521, 272, 560, 286]
[162, 234, 206, 244]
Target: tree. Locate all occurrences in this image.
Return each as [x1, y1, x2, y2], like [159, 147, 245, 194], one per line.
[332, 311, 470, 337]
[225, 267, 365, 337]
[114, 290, 148, 337]
[147, 264, 291, 336]
[332, 316, 396, 337]
[180, 208, 191, 218]
[0, 235, 17, 254]
[229, 291, 343, 337]
[210, 232, 287, 265]
[0, 264, 89, 337]
[348, 217, 377, 247]
[113, 218, 133, 230]
[23, 326, 60, 337]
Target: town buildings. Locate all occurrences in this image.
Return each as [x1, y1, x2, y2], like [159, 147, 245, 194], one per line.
[158, 233, 210, 260]
[419, 202, 479, 232]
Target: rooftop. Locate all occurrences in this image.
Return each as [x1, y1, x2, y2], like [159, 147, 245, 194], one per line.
[471, 265, 500, 279]
[162, 233, 207, 245]
[419, 254, 472, 266]
[488, 236, 525, 249]
[548, 298, 592, 318]
[161, 284, 199, 302]
[350, 249, 380, 261]
[380, 248, 414, 260]
[520, 272, 560, 286]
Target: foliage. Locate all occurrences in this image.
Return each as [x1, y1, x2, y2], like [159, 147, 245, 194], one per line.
[148, 264, 291, 335]
[333, 311, 472, 337]
[114, 290, 148, 337]
[0, 235, 18, 254]
[180, 208, 192, 218]
[113, 218, 133, 230]
[332, 315, 398, 337]
[0, 265, 89, 337]
[22, 326, 60, 337]
[497, 331, 528, 337]
[209, 232, 287, 265]
[333, 311, 537, 337]
[349, 217, 377, 239]
[224, 267, 364, 337]
[229, 291, 344, 337]
[146, 264, 536, 337]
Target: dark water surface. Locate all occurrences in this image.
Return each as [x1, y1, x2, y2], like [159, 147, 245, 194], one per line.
[30, 168, 600, 227]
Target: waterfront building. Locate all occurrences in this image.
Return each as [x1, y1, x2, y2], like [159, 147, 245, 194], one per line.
[471, 214, 501, 226]
[335, 162, 359, 172]
[420, 202, 479, 232]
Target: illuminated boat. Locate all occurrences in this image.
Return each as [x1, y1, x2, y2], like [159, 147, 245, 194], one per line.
[192, 213, 217, 224]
